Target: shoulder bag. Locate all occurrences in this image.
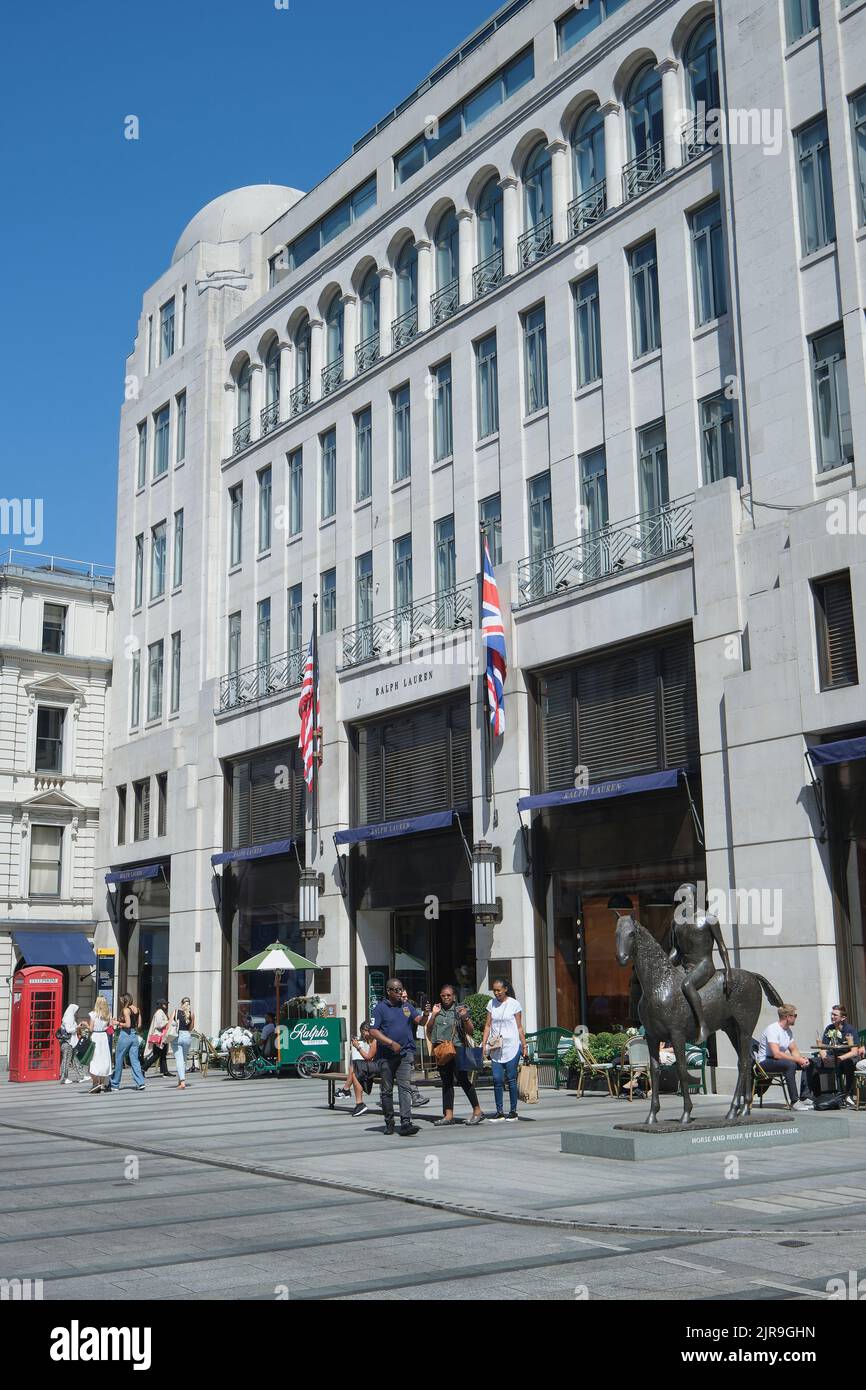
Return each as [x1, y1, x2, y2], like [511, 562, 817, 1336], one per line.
[455, 1009, 483, 1073]
[431, 1010, 459, 1067]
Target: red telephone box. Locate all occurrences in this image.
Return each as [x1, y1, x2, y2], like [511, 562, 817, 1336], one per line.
[9, 966, 63, 1082]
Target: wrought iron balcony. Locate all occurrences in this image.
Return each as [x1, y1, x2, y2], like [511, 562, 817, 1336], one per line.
[681, 118, 712, 163]
[431, 278, 459, 325]
[232, 420, 251, 454]
[321, 360, 344, 397]
[260, 399, 279, 435]
[568, 180, 607, 237]
[517, 215, 554, 270]
[341, 580, 474, 669]
[290, 380, 311, 417]
[622, 142, 665, 201]
[516, 497, 694, 607]
[218, 647, 304, 713]
[355, 332, 380, 374]
[473, 249, 504, 299]
[392, 307, 419, 351]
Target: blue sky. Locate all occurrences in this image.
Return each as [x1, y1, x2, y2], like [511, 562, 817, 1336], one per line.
[1, 0, 496, 567]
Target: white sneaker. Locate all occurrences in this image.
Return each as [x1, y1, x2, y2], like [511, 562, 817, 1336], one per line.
[844, 1095, 857, 1108]
[793, 1099, 814, 1111]
[63, 1079, 73, 1085]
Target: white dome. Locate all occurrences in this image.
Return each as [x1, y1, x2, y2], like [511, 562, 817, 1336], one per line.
[172, 184, 304, 263]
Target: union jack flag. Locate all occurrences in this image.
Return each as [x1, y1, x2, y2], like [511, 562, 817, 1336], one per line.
[482, 536, 507, 736]
[298, 635, 319, 791]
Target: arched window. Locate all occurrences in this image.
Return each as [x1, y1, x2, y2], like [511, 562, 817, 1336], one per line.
[325, 295, 344, 366]
[435, 208, 459, 289]
[624, 63, 664, 197]
[265, 340, 280, 407]
[523, 141, 553, 229]
[237, 360, 251, 425]
[686, 18, 719, 115]
[359, 268, 379, 343]
[294, 315, 311, 387]
[395, 240, 418, 319]
[477, 176, 503, 261]
[571, 104, 607, 231]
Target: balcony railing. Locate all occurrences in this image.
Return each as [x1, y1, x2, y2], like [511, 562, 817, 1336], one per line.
[321, 360, 344, 397]
[568, 180, 607, 237]
[290, 380, 311, 417]
[392, 306, 419, 351]
[218, 647, 304, 712]
[355, 332, 380, 374]
[516, 497, 694, 607]
[0, 550, 114, 585]
[473, 249, 504, 299]
[517, 215, 554, 270]
[431, 278, 459, 325]
[232, 420, 251, 453]
[681, 118, 712, 163]
[622, 142, 665, 201]
[341, 580, 474, 669]
[260, 399, 279, 436]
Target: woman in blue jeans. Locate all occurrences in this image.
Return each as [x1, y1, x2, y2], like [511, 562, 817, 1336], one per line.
[109, 994, 145, 1091]
[482, 978, 528, 1121]
[172, 997, 195, 1089]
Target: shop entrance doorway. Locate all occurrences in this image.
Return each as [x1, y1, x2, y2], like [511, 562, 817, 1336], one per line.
[391, 908, 476, 1004]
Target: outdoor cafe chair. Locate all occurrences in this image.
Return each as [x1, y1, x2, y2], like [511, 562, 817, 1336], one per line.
[573, 1031, 619, 1098]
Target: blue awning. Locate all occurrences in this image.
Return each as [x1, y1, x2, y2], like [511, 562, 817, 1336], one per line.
[12, 931, 96, 967]
[105, 864, 162, 885]
[807, 737, 866, 768]
[518, 768, 682, 813]
[211, 839, 294, 867]
[334, 810, 455, 845]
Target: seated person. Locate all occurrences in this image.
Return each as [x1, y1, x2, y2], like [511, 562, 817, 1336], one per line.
[756, 1004, 814, 1110]
[621, 1040, 675, 1093]
[815, 1005, 861, 1107]
[260, 1013, 276, 1058]
[335, 1021, 379, 1116]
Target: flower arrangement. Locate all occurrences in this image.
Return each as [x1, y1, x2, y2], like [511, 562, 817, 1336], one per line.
[825, 1028, 842, 1044]
[217, 1026, 253, 1051]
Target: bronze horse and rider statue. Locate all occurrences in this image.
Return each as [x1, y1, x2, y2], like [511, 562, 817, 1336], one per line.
[615, 889, 783, 1126]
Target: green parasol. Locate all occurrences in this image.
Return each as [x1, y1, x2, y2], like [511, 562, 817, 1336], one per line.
[235, 942, 317, 1063]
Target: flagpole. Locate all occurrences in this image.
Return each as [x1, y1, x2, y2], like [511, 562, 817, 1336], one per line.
[480, 526, 493, 810]
[312, 593, 319, 863]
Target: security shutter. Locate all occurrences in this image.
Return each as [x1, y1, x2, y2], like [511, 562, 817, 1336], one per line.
[542, 671, 577, 791]
[815, 573, 858, 689]
[449, 701, 472, 810]
[356, 698, 471, 822]
[359, 725, 384, 824]
[577, 648, 659, 779]
[661, 640, 700, 770]
[230, 744, 303, 848]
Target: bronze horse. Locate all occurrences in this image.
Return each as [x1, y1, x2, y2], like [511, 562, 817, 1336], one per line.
[615, 915, 784, 1125]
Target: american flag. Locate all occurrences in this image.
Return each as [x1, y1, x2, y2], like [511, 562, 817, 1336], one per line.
[298, 635, 319, 791]
[482, 536, 507, 736]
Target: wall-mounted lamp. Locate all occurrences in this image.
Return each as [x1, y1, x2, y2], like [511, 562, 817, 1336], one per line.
[299, 868, 326, 940]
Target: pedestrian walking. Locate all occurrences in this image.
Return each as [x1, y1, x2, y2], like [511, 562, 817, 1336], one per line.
[399, 987, 431, 1108]
[109, 994, 145, 1092]
[427, 984, 484, 1126]
[369, 978, 430, 1136]
[58, 1003, 85, 1084]
[482, 977, 528, 1122]
[141, 999, 170, 1076]
[171, 997, 195, 1089]
[87, 995, 113, 1093]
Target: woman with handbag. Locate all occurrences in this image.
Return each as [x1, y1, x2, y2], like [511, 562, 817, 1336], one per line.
[58, 1003, 85, 1084]
[87, 995, 112, 1093]
[426, 984, 485, 1127]
[171, 997, 194, 1088]
[482, 977, 528, 1122]
[142, 999, 170, 1076]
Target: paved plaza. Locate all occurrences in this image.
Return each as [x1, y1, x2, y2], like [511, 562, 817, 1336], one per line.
[1, 1073, 864, 1301]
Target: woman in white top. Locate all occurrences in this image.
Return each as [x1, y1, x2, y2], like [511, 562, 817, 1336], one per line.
[87, 995, 112, 1093]
[59, 1003, 85, 1084]
[482, 977, 528, 1122]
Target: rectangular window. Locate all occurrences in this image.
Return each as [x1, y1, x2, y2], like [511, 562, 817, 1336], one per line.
[130, 649, 141, 729]
[137, 421, 147, 488]
[35, 706, 64, 773]
[288, 585, 303, 655]
[558, 0, 629, 54]
[393, 384, 411, 481]
[852, 90, 866, 227]
[288, 449, 303, 535]
[170, 631, 181, 712]
[797, 115, 835, 255]
[523, 305, 549, 415]
[147, 639, 164, 721]
[228, 612, 241, 675]
[691, 200, 727, 325]
[321, 427, 337, 518]
[630, 238, 661, 357]
[811, 326, 853, 472]
[150, 521, 167, 599]
[579, 447, 609, 535]
[133, 778, 150, 841]
[637, 422, 670, 559]
[180, 285, 187, 346]
[41, 602, 66, 655]
[479, 493, 502, 565]
[257, 598, 271, 667]
[133, 534, 144, 608]
[476, 333, 499, 439]
[30, 825, 62, 896]
[355, 407, 372, 501]
[433, 360, 453, 461]
[528, 472, 553, 558]
[356, 551, 373, 624]
[321, 568, 336, 633]
[394, 534, 413, 611]
[288, 174, 377, 269]
[117, 785, 127, 846]
[814, 572, 858, 689]
[574, 272, 602, 386]
[785, 0, 819, 44]
[229, 484, 243, 566]
[154, 404, 170, 477]
[172, 509, 183, 588]
[159, 297, 175, 362]
[146, 315, 153, 374]
[258, 465, 272, 552]
[435, 515, 456, 597]
[700, 393, 738, 484]
[156, 772, 168, 837]
[175, 390, 186, 463]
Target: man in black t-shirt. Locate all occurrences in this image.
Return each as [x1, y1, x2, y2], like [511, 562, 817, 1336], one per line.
[814, 1005, 862, 1106]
